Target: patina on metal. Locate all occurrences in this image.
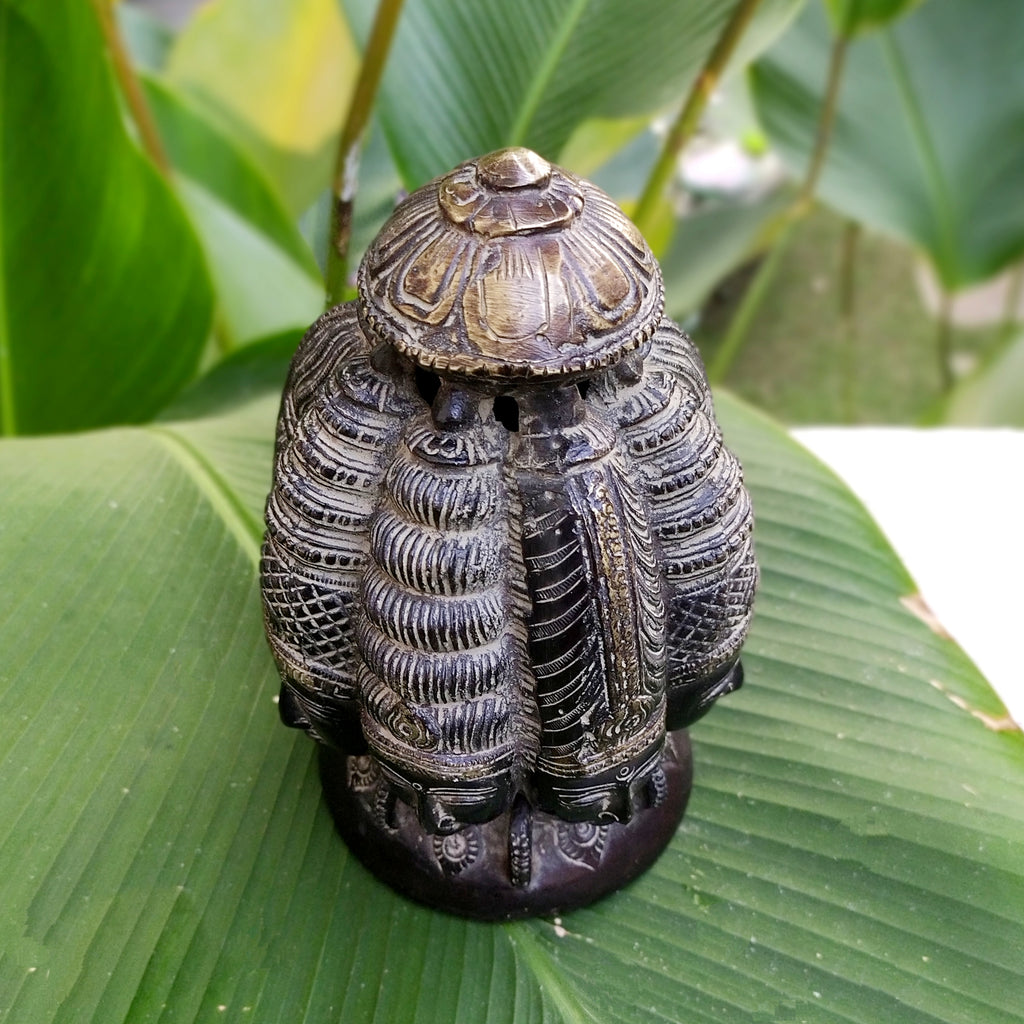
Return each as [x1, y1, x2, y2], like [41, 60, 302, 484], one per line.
[260, 147, 758, 919]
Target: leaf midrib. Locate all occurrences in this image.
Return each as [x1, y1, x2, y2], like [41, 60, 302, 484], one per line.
[881, 28, 958, 285]
[504, 922, 601, 1024]
[509, 0, 591, 147]
[146, 424, 263, 565]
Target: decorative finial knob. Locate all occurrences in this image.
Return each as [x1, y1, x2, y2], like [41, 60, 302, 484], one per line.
[476, 147, 551, 190]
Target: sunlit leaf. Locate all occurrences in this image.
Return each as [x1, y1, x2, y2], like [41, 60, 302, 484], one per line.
[344, 0, 806, 187]
[144, 75, 322, 279]
[0, 339, 1020, 1022]
[752, 0, 1024, 288]
[0, 0, 212, 435]
[166, 0, 359, 213]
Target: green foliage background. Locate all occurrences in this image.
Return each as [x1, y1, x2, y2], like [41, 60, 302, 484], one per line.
[1, 0, 1022, 1021]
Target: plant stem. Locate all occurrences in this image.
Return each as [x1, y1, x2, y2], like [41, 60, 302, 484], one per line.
[795, 33, 850, 212]
[88, 0, 170, 176]
[713, 29, 852, 381]
[326, 0, 406, 307]
[633, 0, 765, 238]
[838, 219, 860, 422]
[936, 289, 954, 392]
[708, 219, 794, 384]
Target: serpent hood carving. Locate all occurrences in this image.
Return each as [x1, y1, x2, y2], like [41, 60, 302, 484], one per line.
[261, 147, 758, 919]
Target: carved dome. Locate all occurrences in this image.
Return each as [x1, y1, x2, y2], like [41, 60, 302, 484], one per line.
[357, 147, 664, 380]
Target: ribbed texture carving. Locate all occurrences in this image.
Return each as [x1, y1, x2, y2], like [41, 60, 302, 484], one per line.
[607, 319, 758, 699]
[274, 303, 360, 448]
[357, 413, 519, 821]
[514, 398, 666, 820]
[261, 310, 411, 709]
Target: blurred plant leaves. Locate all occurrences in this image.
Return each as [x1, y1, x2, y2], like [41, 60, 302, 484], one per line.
[178, 179, 324, 348]
[1, 341, 1021, 1022]
[343, 0, 806, 187]
[823, 0, 923, 35]
[166, 0, 359, 214]
[941, 330, 1024, 427]
[558, 116, 652, 179]
[752, 0, 1024, 289]
[586, 128, 663, 203]
[140, 75, 325, 346]
[0, 0, 212, 436]
[144, 75, 322, 280]
[297, 120, 406, 288]
[115, 1, 173, 73]
[662, 191, 793, 319]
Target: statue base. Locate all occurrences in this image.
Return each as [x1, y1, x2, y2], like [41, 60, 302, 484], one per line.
[318, 730, 692, 920]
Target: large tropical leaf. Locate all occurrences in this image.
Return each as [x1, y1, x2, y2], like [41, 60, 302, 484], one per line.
[343, 0, 805, 187]
[0, 0, 213, 436]
[751, 0, 1024, 289]
[142, 76, 325, 348]
[1, 339, 1021, 1023]
[166, 0, 359, 214]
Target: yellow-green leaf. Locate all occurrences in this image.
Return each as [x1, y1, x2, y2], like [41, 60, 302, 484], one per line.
[166, 0, 359, 213]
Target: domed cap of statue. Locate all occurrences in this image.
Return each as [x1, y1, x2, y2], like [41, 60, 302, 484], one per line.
[358, 147, 664, 380]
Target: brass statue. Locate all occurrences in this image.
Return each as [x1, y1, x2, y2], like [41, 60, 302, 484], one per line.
[261, 147, 757, 918]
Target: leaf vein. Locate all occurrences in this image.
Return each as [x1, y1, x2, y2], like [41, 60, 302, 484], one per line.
[509, 0, 590, 146]
[145, 425, 263, 567]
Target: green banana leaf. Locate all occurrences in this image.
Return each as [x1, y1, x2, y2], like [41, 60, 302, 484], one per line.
[342, 0, 805, 187]
[0, 0, 212, 436]
[1, 341, 1020, 1023]
[752, 0, 1024, 289]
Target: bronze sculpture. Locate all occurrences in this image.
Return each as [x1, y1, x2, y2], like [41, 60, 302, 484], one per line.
[261, 147, 757, 919]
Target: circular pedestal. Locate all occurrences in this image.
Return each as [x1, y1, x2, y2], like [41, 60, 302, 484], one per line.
[319, 731, 692, 920]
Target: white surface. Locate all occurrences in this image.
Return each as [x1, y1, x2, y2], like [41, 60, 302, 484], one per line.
[792, 427, 1023, 726]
